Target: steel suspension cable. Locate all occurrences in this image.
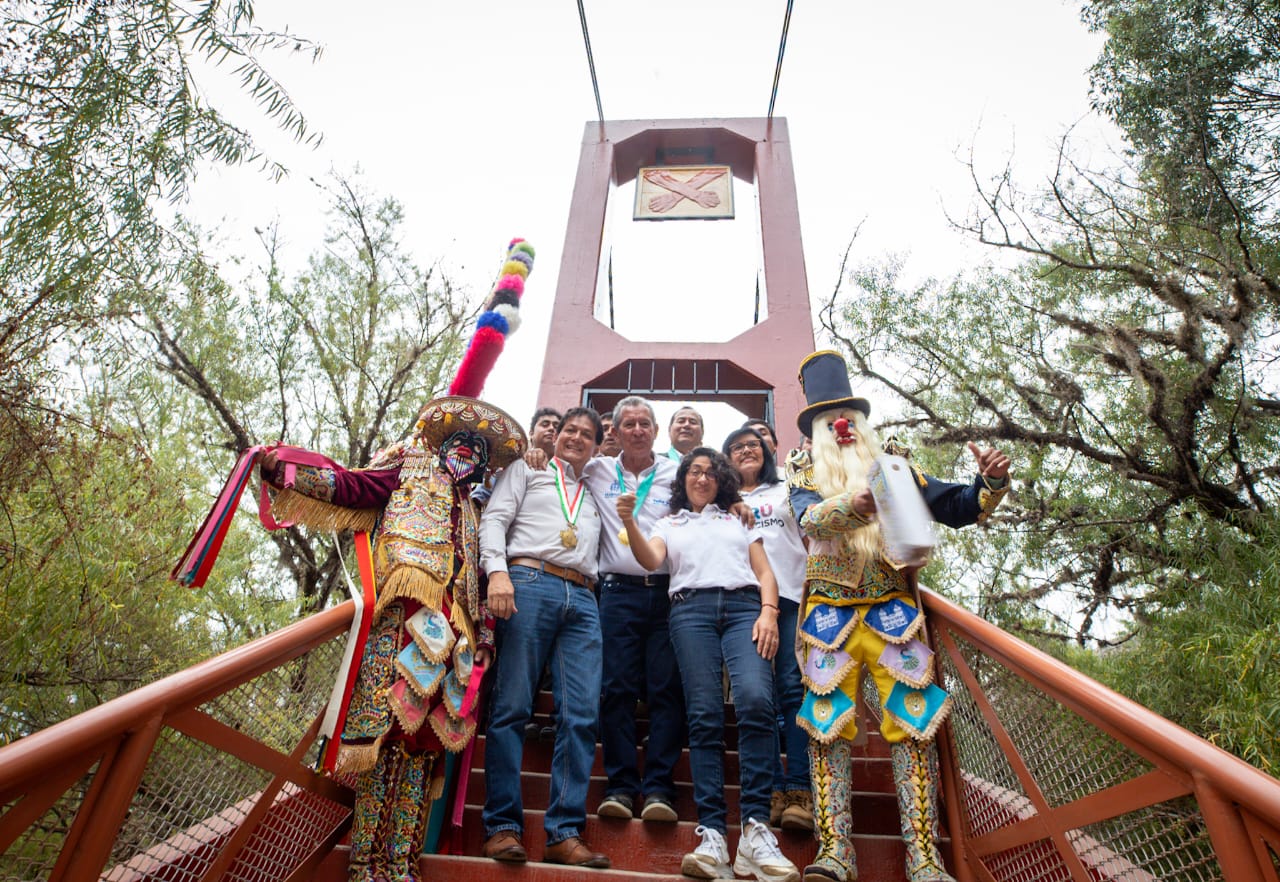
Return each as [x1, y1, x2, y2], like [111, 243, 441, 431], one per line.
[577, 0, 605, 126]
[766, 0, 794, 121]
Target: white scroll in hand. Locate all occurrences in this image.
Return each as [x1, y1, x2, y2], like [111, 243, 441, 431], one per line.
[868, 455, 937, 569]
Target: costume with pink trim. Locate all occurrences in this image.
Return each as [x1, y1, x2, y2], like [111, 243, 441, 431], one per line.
[786, 351, 1008, 882]
[175, 240, 535, 882]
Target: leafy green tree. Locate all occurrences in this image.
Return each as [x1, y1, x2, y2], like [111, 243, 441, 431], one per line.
[128, 173, 474, 616]
[825, 155, 1279, 640]
[0, 0, 318, 307]
[0, 417, 288, 743]
[1061, 512, 1280, 773]
[0, 0, 318, 538]
[821, 0, 1280, 768]
[2, 172, 472, 737]
[1086, 0, 1280, 225]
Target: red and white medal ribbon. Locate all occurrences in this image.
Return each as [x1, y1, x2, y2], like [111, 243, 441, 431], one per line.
[549, 458, 585, 531]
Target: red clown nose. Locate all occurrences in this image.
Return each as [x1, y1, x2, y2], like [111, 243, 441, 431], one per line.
[834, 418, 849, 434]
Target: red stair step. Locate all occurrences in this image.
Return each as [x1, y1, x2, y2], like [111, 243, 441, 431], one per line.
[316, 834, 947, 882]
[463, 773, 899, 834]
[473, 737, 893, 781]
[466, 760, 893, 807]
[457, 812, 819, 874]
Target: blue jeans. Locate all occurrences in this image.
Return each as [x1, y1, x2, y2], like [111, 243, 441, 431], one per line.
[773, 596, 811, 791]
[483, 566, 603, 844]
[598, 579, 684, 803]
[668, 588, 775, 834]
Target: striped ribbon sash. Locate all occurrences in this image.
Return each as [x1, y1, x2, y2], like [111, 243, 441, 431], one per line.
[318, 530, 377, 773]
[170, 444, 344, 587]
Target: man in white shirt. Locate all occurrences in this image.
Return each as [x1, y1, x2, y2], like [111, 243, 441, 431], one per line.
[666, 405, 704, 462]
[583, 396, 685, 823]
[479, 408, 610, 868]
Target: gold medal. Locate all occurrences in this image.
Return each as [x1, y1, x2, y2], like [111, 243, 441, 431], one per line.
[550, 458, 587, 551]
[618, 528, 630, 546]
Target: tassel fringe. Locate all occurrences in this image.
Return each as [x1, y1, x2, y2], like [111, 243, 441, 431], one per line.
[273, 489, 380, 533]
[334, 738, 383, 776]
[374, 566, 447, 619]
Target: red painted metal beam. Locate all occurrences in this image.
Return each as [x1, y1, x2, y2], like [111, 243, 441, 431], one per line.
[538, 118, 815, 449]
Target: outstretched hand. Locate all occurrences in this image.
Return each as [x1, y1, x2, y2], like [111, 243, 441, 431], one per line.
[967, 442, 1010, 480]
[259, 450, 279, 480]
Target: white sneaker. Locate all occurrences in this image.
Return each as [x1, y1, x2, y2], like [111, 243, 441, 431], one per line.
[735, 817, 801, 882]
[681, 825, 733, 879]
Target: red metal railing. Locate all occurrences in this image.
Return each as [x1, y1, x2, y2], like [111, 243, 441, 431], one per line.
[0, 603, 356, 882]
[3, 591, 1278, 882]
[921, 587, 1280, 882]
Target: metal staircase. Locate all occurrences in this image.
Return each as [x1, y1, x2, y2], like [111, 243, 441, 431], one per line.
[3, 589, 1279, 882]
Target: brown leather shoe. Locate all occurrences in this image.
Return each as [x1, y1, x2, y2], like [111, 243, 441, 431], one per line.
[482, 831, 527, 863]
[543, 836, 610, 868]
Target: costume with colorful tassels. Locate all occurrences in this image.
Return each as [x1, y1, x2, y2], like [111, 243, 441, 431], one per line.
[786, 351, 1010, 882]
[174, 239, 535, 882]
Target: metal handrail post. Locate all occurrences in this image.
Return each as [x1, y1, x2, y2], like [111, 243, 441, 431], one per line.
[54, 715, 164, 882]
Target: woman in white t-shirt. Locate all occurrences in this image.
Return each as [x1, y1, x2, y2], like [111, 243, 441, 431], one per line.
[724, 426, 812, 833]
[618, 449, 800, 882]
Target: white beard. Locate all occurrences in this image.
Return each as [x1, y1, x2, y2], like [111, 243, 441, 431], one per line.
[810, 412, 883, 558]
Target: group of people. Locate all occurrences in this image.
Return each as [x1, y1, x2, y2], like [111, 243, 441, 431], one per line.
[474, 350, 1009, 882]
[480, 396, 814, 882]
[258, 348, 1010, 882]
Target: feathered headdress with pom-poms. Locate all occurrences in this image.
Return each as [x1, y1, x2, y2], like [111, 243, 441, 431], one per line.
[448, 238, 535, 398]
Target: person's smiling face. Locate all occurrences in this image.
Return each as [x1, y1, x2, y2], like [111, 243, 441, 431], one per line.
[685, 455, 718, 511]
[617, 405, 657, 459]
[669, 408, 703, 454]
[555, 414, 597, 472]
[728, 434, 764, 482]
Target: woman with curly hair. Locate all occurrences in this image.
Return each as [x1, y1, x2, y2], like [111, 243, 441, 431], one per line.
[618, 448, 800, 882]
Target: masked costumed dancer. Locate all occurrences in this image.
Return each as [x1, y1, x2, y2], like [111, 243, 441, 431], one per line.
[250, 240, 535, 882]
[786, 352, 1010, 882]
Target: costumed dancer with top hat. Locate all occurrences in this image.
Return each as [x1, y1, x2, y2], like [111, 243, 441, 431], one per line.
[785, 351, 1010, 882]
[253, 241, 536, 882]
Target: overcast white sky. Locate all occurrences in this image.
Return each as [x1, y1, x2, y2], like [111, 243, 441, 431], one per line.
[188, 1, 1117, 448]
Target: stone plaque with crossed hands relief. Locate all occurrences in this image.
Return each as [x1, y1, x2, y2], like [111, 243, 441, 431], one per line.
[634, 165, 734, 220]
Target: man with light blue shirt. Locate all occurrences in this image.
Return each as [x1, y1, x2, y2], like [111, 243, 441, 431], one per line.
[479, 407, 611, 868]
[583, 396, 685, 823]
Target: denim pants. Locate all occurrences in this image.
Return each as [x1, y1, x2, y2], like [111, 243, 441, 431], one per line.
[668, 587, 775, 834]
[598, 579, 684, 802]
[483, 566, 603, 844]
[773, 596, 811, 792]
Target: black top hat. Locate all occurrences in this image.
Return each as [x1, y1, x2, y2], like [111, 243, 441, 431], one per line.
[796, 350, 871, 437]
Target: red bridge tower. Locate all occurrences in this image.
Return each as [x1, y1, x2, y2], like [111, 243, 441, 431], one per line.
[537, 117, 816, 447]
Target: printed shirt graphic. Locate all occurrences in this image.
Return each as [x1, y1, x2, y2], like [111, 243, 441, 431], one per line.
[583, 454, 677, 576]
[742, 482, 807, 602]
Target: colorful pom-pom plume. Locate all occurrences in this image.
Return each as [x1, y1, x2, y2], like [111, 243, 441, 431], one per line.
[448, 239, 534, 398]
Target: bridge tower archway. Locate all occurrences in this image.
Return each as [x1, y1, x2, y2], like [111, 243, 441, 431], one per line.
[537, 118, 816, 447]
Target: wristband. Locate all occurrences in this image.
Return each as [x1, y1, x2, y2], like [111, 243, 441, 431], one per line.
[761, 603, 779, 611]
